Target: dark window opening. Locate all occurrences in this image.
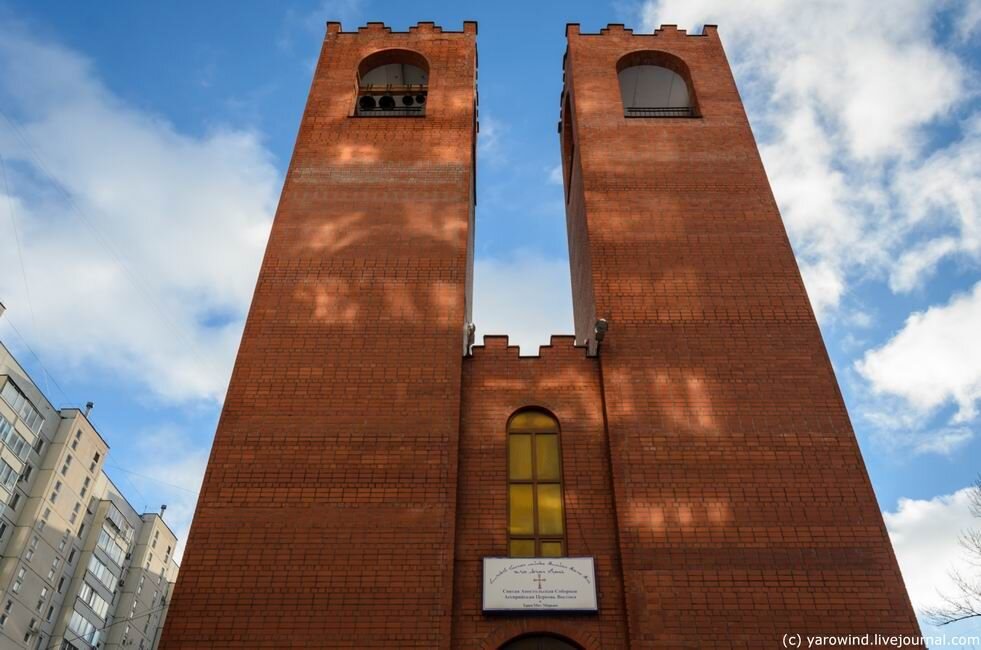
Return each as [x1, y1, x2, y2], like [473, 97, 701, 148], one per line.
[356, 54, 428, 117]
[500, 635, 581, 650]
[561, 94, 575, 203]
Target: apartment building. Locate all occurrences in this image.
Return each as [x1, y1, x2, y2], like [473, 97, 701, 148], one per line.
[0, 337, 179, 649]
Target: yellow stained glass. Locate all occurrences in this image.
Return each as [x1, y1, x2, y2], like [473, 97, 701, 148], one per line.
[509, 411, 558, 433]
[509, 484, 534, 536]
[508, 434, 532, 480]
[537, 484, 564, 535]
[535, 434, 560, 480]
[540, 541, 563, 557]
[510, 539, 535, 557]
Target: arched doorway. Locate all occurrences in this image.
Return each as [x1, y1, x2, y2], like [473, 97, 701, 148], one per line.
[500, 634, 582, 650]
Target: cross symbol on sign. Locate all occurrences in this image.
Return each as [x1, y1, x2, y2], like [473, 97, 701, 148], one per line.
[533, 575, 547, 589]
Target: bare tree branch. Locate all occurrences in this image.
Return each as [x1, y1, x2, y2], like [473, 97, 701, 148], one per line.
[923, 474, 981, 627]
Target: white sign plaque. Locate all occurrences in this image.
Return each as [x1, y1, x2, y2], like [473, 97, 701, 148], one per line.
[482, 557, 598, 612]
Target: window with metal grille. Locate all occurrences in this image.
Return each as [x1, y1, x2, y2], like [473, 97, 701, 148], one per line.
[618, 64, 693, 117]
[355, 50, 428, 117]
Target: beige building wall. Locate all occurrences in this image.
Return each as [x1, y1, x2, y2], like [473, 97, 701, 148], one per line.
[0, 340, 181, 650]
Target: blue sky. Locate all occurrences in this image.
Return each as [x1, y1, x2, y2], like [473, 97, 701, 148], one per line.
[1, 0, 980, 642]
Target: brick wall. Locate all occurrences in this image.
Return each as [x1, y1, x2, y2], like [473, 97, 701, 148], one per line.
[160, 21, 477, 649]
[453, 336, 627, 649]
[562, 24, 921, 648]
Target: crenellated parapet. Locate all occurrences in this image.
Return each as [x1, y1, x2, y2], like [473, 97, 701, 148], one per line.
[325, 20, 477, 35]
[566, 22, 717, 38]
[468, 334, 589, 361]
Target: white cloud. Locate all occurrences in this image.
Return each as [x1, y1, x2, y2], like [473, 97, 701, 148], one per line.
[478, 115, 507, 164]
[891, 115, 981, 293]
[857, 282, 981, 423]
[547, 164, 563, 186]
[799, 260, 845, 322]
[884, 486, 979, 613]
[911, 428, 975, 456]
[640, 0, 979, 316]
[109, 424, 209, 562]
[958, 0, 981, 40]
[473, 252, 574, 354]
[0, 25, 278, 403]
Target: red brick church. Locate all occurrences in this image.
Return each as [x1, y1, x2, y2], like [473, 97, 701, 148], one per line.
[159, 21, 922, 649]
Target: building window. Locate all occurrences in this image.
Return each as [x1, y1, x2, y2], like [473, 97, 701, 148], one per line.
[507, 409, 566, 558]
[355, 49, 428, 117]
[72, 430, 81, 450]
[13, 566, 25, 592]
[0, 459, 17, 490]
[78, 582, 110, 620]
[67, 609, 100, 646]
[87, 555, 117, 593]
[61, 455, 72, 476]
[98, 525, 127, 566]
[1, 380, 45, 434]
[89, 452, 100, 473]
[0, 413, 32, 460]
[617, 51, 696, 118]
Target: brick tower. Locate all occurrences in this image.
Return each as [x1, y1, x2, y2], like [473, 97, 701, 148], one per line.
[559, 23, 921, 647]
[160, 21, 477, 648]
[161, 20, 921, 650]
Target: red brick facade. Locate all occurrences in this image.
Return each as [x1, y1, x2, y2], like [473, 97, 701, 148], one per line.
[161, 21, 921, 649]
[160, 21, 477, 649]
[560, 23, 921, 648]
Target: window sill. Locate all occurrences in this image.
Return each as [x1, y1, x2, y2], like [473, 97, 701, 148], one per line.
[624, 107, 697, 118]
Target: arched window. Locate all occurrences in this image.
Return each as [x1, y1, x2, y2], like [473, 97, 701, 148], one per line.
[507, 409, 565, 558]
[500, 635, 581, 650]
[356, 49, 429, 117]
[617, 51, 695, 118]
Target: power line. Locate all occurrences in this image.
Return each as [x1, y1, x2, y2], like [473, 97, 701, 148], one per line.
[0, 108, 233, 390]
[0, 311, 76, 408]
[0, 151, 49, 395]
[47, 602, 170, 650]
[105, 460, 200, 496]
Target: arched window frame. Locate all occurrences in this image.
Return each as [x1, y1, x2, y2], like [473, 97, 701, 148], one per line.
[616, 50, 699, 118]
[354, 48, 430, 118]
[506, 408, 567, 558]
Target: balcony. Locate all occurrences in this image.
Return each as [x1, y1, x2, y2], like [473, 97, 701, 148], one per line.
[355, 85, 427, 117]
